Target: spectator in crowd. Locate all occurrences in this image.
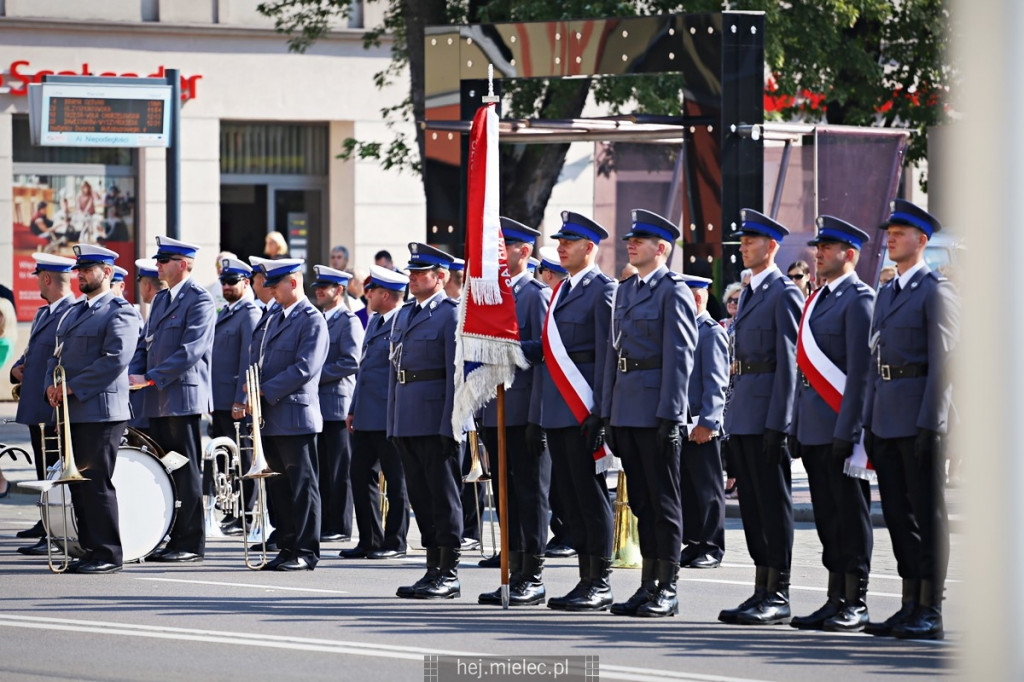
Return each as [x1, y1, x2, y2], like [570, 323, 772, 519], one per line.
[331, 245, 350, 271]
[787, 260, 813, 299]
[0, 297, 19, 499]
[264, 231, 289, 260]
[878, 265, 897, 288]
[374, 250, 395, 270]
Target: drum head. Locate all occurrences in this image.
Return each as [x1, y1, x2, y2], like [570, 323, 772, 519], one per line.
[122, 427, 165, 458]
[114, 447, 176, 562]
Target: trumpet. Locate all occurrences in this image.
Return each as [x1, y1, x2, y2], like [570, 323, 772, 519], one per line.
[239, 365, 278, 569]
[11, 382, 21, 401]
[379, 471, 388, 530]
[21, 365, 89, 573]
[203, 436, 239, 538]
[464, 430, 497, 559]
[611, 470, 642, 569]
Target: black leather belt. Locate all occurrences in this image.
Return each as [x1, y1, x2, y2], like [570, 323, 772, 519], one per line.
[396, 368, 446, 384]
[617, 356, 661, 373]
[731, 360, 777, 376]
[568, 351, 595, 364]
[878, 363, 928, 381]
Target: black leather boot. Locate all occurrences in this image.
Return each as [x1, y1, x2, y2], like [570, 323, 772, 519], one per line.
[564, 556, 613, 611]
[397, 546, 440, 598]
[892, 579, 944, 640]
[478, 551, 523, 604]
[610, 557, 656, 616]
[509, 554, 546, 606]
[864, 578, 918, 636]
[636, 559, 679, 618]
[824, 573, 869, 632]
[413, 546, 461, 599]
[719, 566, 768, 624]
[737, 567, 791, 625]
[548, 555, 590, 610]
[791, 572, 844, 630]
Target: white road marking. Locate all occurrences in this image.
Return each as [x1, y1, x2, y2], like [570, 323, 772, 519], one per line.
[0, 614, 781, 681]
[133, 576, 349, 594]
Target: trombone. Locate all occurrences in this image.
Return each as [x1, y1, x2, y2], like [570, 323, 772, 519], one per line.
[611, 470, 642, 569]
[239, 364, 278, 569]
[21, 365, 89, 573]
[464, 430, 497, 559]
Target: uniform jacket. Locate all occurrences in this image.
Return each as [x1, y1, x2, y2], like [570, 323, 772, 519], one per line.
[12, 296, 73, 426]
[212, 299, 261, 411]
[864, 267, 959, 438]
[247, 301, 280, 368]
[255, 298, 329, 437]
[724, 268, 802, 436]
[131, 278, 215, 417]
[537, 267, 616, 430]
[795, 273, 875, 446]
[689, 310, 730, 433]
[482, 275, 549, 427]
[602, 266, 697, 427]
[386, 294, 458, 439]
[350, 311, 396, 432]
[318, 307, 363, 421]
[45, 293, 141, 423]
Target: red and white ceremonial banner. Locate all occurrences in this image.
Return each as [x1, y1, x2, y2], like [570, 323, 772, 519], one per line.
[542, 280, 616, 473]
[453, 103, 528, 439]
[796, 288, 874, 481]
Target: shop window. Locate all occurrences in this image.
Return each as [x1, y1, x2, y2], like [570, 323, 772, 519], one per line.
[12, 116, 133, 165]
[220, 122, 328, 176]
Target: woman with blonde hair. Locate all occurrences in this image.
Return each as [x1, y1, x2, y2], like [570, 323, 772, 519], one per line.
[264, 231, 289, 260]
[0, 297, 19, 498]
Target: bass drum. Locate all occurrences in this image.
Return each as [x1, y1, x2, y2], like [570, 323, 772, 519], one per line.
[41, 446, 178, 562]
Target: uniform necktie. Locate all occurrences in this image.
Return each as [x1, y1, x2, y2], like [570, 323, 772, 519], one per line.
[409, 304, 422, 321]
[818, 285, 830, 303]
[637, 279, 645, 290]
[739, 286, 751, 309]
[374, 314, 386, 331]
[561, 280, 572, 302]
[893, 279, 902, 298]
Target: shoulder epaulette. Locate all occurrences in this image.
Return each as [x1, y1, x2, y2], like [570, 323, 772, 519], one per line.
[303, 305, 319, 316]
[442, 297, 458, 306]
[926, 270, 946, 282]
[112, 297, 131, 307]
[594, 271, 614, 284]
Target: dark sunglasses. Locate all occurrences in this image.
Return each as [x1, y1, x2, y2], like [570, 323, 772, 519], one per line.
[726, 297, 740, 304]
[220, 276, 245, 285]
[155, 255, 184, 264]
[788, 273, 805, 280]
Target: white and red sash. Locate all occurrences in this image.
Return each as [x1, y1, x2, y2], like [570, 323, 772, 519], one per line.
[542, 280, 615, 473]
[796, 287, 874, 481]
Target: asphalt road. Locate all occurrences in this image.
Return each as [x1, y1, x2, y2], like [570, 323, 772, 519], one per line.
[0, 409, 959, 682]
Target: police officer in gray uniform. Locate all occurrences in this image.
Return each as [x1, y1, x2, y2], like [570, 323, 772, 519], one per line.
[130, 237, 215, 563]
[127, 259, 165, 435]
[478, 218, 551, 607]
[790, 216, 875, 632]
[11, 253, 77, 551]
[312, 265, 364, 542]
[345, 266, 411, 560]
[212, 257, 261, 532]
[252, 259, 330, 571]
[678, 274, 730, 571]
[602, 210, 697, 618]
[540, 212, 617, 612]
[718, 210, 803, 626]
[45, 245, 141, 573]
[389, 243, 463, 599]
[863, 200, 958, 640]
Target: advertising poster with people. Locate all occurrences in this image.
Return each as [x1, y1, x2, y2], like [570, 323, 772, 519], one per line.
[12, 173, 136, 319]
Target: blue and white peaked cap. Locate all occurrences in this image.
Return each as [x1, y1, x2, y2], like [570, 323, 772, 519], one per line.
[366, 265, 409, 291]
[154, 235, 200, 259]
[31, 253, 76, 274]
[731, 209, 790, 242]
[260, 258, 305, 286]
[313, 265, 352, 286]
[73, 244, 119, 268]
[135, 258, 159, 279]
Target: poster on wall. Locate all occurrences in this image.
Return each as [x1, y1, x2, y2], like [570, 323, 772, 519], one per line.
[12, 173, 136, 320]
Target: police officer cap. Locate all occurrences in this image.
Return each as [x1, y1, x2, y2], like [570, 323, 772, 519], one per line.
[111, 266, 128, 283]
[552, 211, 609, 243]
[31, 252, 76, 274]
[248, 255, 273, 270]
[154, 235, 200, 259]
[260, 258, 305, 286]
[678, 273, 712, 289]
[313, 265, 352, 287]
[135, 258, 159, 279]
[623, 209, 680, 242]
[450, 258, 466, 272]
[538, 246, 567, 274]
[366, 264, 409, 291]
[731, 209, 791, 242]
[809, 215, 870, 250]
[883, 199, 941, 239]
[220, 257, 252, 279]
[500, 217, 542, 244]
[527, 257, 540, 272]
[405, 242, 456, 271]
[73, 244, 119, 268]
